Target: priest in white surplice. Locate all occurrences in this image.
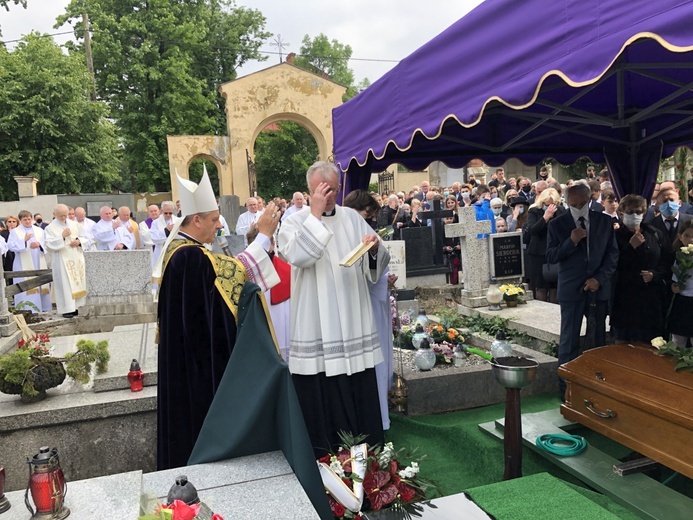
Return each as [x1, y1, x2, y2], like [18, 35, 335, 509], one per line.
[279, 161, 390, 455]
[7, 210, 51, 313]
[45, 204, 87, 318]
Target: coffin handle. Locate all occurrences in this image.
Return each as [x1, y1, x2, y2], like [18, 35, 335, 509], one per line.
[584, 399, 617, 419]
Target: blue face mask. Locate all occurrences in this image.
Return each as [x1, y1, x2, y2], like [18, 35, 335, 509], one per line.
[659, 201, 680, 217]
[443, 191, 450, 197]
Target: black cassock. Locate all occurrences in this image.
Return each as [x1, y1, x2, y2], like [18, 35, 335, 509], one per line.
[157, 242, 243, 470]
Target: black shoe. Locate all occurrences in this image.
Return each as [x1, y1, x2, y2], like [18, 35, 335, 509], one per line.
[63, 313, 75, 319]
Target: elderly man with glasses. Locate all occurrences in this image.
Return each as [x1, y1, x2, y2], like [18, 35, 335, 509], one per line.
[150, 201, 181, 268]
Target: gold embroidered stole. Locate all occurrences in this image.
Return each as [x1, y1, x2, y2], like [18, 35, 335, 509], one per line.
[159, 238, 281, 354]
[129, 219, 141, 249]
[161, 238, 247, 321]
[52, 220, 87, 299]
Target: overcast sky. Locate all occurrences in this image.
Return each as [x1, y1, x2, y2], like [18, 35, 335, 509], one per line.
[0, 0, 484, 83]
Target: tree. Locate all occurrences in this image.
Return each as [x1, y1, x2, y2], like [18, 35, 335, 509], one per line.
[294, 34, 357, 100]
[0, 34, 121, 200]
[254, 121, 318, 199]
[58, 0, 270, 192]
[0, 0, 27, 37]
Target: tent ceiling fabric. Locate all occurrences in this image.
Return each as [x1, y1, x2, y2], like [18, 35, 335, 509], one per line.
[333, 0, 693, 182]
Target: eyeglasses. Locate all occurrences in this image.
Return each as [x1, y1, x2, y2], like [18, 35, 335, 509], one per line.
[163, 212, 173, 215]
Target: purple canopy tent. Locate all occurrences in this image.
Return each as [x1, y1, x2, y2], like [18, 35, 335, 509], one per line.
[333, 0, 693, 198]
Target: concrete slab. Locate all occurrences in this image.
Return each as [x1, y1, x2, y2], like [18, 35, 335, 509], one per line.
[2, 470, 142, 520]
[142, 452, 319, 519]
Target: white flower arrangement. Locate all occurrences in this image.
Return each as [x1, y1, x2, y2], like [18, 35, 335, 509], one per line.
[378, 442, 396, 468]
[398, 461, 420, 479]
[330, 456, 346, 478]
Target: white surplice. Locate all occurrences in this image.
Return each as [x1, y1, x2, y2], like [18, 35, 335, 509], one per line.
[369, 269, 394, 430]
[7, 225, 51, 312]
[235, 210, 260, 241]
[93, 219, 126, 250]
[278, 205, 389, 377]
[76, 218, 96, 251]
[44, 218, 87, 314]
[151, 215, 181, 269]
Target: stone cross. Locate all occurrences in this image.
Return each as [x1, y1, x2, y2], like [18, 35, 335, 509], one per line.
[418, 198, 454, 265]
[444, 206, 491, 295]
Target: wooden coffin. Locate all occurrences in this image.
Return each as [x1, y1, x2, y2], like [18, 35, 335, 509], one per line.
[558, 343, 693, 479]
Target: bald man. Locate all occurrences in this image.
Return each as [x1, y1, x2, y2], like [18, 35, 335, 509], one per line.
[45, 204, 87, 317]
[235, 197, 261, 240]
[281, 192, 306, 221]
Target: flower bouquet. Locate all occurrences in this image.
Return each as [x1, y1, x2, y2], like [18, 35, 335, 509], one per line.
[651, 336, 693, 372]
[666, 243, 693, 327]
[318, 432, 439, 519]
[499, 284, 525, 306]
[139, 500, 223, 520]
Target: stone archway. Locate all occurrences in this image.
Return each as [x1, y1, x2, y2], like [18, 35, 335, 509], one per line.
[168, 62, 346, 202]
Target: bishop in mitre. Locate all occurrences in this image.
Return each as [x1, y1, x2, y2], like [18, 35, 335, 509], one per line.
[154, 167, 281, 470]
[45, 204, 88, 318]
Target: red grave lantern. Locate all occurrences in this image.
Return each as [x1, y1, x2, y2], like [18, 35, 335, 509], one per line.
[24, 446, 69, 519]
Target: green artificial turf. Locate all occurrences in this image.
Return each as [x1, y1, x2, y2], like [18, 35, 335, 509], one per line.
[467, 472, 622, 520]
[384, 394, 642, 520]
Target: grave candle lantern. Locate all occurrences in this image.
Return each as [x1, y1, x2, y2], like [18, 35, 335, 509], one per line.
[486, 279, 503, 311]
[128, 359, 144, 392]
[25, 446, 70, 519]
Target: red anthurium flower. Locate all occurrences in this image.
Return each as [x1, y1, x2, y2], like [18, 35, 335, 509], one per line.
[212, 515, 224, 520]
[336, 450, 352, 473]
[318, 454, 331, 465]
[163, 500, 200, 520]
[398, 483, 417, 503]
[363, 470, 398, 510]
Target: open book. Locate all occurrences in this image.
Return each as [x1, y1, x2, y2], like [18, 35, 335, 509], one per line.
[339, 241, 372, 267]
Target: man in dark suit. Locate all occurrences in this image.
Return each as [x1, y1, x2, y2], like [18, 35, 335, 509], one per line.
[648, 185, 693, 273]
[547, 182, 619, 396]
[644, 180, 693, 224]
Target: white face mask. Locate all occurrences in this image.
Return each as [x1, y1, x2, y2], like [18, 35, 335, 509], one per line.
[492, 207, 502, 216]
[569, 204, 589, 220]
[622, 213, 643, 229]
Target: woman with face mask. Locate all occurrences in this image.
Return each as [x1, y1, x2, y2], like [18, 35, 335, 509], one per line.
[526, 188, 565, 303]
[610, 194, 668, 343]
[506, 197, 530, 232]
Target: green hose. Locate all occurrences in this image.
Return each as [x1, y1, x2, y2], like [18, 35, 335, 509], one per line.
[535, 433, 588, 456]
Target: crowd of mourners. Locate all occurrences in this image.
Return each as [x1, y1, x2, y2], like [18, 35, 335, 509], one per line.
[2, 164, 693, 350]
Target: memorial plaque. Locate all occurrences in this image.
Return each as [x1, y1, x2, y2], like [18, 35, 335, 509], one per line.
[401, 227, 435, 274]
[383, 240, 406, 289]
[87, 201, 111, 217]
[488, 231, 524, 279]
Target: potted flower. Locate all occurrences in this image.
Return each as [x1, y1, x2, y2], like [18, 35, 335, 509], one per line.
[0, 335, 109, 403]
[499, 284, 525, 307]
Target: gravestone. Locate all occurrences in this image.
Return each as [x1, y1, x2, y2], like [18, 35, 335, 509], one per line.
[80, 250, 156, 318]
[383, 240, 407, 289]
[489, 232, 525, 279]
[87, 201, 111, 217]
[401, 227, 448, 286]
[444, 206, 492, 307]
[418, 198, 453, 265]
[219, 195, 241, 233]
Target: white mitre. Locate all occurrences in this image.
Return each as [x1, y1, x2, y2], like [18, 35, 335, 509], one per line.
[177, 165, 218, 216]
[151, 166, 218, 288]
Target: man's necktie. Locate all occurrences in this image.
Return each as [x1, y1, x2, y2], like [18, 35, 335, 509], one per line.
[666, 219, 677, 241]
[578, 216, 586, 229]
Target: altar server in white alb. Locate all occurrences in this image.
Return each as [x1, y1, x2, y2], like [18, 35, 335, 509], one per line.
[7, 210, 51, 313]
[279, 161, 390, 455]
[44, 204, 87, 318]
